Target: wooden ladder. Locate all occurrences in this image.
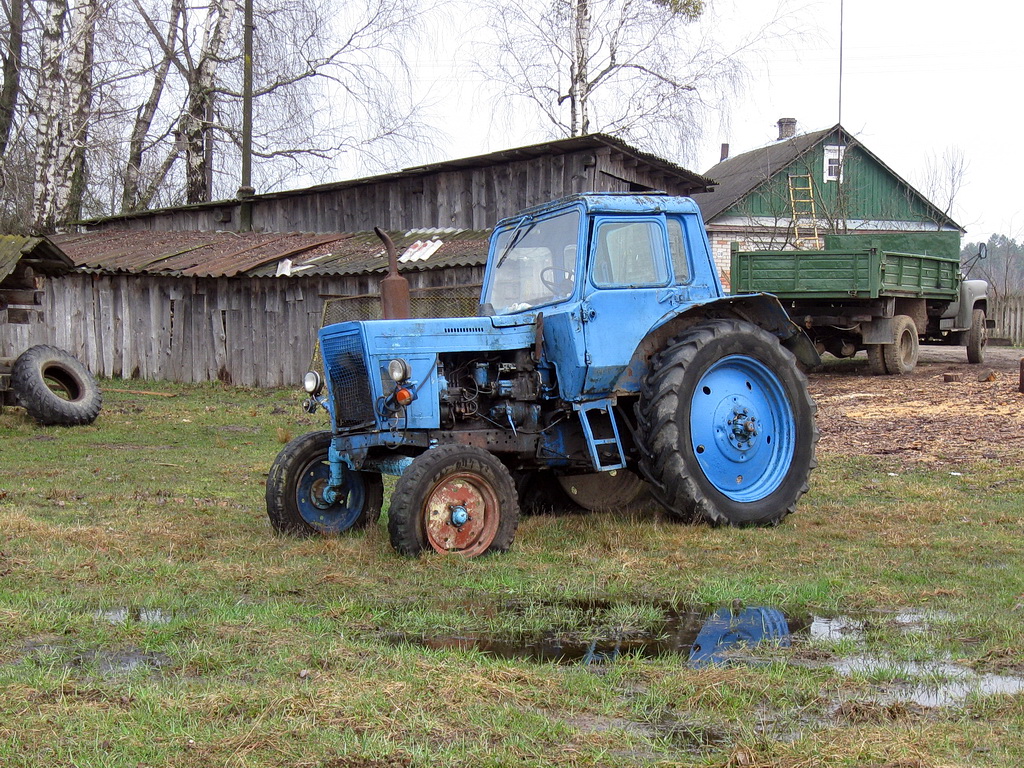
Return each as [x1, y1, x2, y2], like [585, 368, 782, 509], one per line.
[788, 174, 820, 249]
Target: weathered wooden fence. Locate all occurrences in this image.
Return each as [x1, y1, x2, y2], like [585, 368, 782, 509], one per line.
[0, 268, 484, 387]
[991, 295, 1024, 346]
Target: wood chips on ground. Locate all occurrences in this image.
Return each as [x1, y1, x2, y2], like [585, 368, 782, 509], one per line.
[807, 346, 1024, 466]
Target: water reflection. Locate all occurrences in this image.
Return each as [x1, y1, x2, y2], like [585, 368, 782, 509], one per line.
[390, 603, 809, 667]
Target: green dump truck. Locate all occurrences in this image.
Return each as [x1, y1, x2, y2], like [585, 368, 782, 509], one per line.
[730, 232, 991, 374]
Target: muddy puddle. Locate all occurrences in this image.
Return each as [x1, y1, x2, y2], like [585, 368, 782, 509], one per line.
[95, 607, 174, 625]
[388, 602, 1024, 707]
[19, 639, 171, 677]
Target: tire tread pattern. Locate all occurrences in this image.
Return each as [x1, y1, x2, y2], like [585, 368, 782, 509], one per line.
[11, 345, 102, 426]
[388, 444, 519, 556]
[634, 319, 818, 527]
[266, 430, 383, 536]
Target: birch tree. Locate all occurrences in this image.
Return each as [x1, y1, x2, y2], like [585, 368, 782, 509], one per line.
[32, 0, 98, 230]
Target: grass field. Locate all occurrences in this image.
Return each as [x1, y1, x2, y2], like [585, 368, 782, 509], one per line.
[1, 380, 1022, 767]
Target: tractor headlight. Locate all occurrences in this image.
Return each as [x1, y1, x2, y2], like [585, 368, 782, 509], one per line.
[387, 358, 410, 382]
[303, 371, 323, 394]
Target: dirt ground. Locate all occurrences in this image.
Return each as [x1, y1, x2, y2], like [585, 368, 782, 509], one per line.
[807, 344, 1024, 466]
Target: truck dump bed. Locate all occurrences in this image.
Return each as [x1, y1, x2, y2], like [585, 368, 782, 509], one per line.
[730, 244, 960, 301]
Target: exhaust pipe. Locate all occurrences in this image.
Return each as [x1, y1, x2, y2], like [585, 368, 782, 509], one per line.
[375, 227, 411, 320]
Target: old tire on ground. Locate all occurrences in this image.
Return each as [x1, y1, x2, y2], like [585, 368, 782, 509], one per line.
[11, 345, 102, 426]
[556, 469, 647, 512]
[635, 319, 818, 527]
[966, 307, 987, 364]
[882, 315, 919, 375]
[266, 430, 383, 536]
[388, 444, 519, 557]
[866, 344, 889, 375]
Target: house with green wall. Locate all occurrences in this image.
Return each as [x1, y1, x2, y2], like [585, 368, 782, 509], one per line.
[695, 119, 963, 287]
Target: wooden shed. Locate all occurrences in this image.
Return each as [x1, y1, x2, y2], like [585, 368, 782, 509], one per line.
[10, 134, 711, 388]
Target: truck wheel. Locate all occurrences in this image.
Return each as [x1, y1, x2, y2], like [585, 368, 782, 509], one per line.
[556, 469, 647, 512]
[388, 444, 519, 556]
[882, 315, 919, 375]
[866, 345, 889, 375]
[966, 308, 987, 364]
[11, 345, 102, 426]
[266, 431, 383, 536]
[636, 319, 817, 527]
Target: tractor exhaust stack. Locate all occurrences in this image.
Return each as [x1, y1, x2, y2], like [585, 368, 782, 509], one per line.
[375, 227, 411, 320]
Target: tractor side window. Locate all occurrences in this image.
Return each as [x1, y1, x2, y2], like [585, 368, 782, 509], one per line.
[591, 220, 668, 288]
[667, 218, 689, 284]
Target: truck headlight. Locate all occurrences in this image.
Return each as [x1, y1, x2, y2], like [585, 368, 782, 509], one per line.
[388, 358, 410, 382]
[303, 371, 323, 394]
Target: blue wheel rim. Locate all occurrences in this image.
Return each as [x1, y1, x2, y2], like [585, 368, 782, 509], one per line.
[689, 354, 795, 502]
[296, 454, 367, 533]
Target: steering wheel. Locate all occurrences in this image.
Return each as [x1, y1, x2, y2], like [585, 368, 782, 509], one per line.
[540, 266, 575, 293]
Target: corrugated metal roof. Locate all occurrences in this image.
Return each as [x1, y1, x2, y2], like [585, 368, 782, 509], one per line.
[51, 228, 491, 279]
[0, 235, 75, 283]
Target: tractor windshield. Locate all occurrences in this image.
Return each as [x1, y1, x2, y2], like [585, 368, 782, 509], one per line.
[484, 209, 581, 315]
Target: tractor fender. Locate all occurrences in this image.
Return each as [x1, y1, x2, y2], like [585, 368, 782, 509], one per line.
[616, 293, 820, 393]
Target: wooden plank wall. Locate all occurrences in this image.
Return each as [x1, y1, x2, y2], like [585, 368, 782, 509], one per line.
[0, 266, 484, 387]
[95, 149, 695, 234]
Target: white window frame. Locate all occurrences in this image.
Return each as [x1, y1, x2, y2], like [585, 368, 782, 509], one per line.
[823, 145, 845, 183]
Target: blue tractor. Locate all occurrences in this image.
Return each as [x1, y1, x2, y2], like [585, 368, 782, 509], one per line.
[267, 193, 819, 556]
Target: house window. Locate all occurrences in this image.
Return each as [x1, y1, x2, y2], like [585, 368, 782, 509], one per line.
[824, 145, 845, 182]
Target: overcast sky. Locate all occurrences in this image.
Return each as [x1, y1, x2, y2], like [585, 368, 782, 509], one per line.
[401, 0, 1020, 245]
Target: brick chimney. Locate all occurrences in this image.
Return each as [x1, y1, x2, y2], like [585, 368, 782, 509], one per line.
[777, 117, 797, 141]
[720, 143, 730, 162]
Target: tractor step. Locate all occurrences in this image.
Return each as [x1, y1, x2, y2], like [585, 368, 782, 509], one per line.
[576, 399, 626, 471]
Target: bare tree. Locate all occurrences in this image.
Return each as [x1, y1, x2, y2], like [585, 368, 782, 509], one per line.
[33, 0, 101, 230]
[918, 145, 968, 229]
[476, 0, 796, 161]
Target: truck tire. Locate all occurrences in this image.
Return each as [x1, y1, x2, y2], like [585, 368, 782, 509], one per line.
[11, 345, 102, 426]
[556, 469, 647, 512]
[266, 430, 383, 536]
[388, 444, 519, 556]
[882, 315, 919, 375]
[966, 307, 987, 364]
[866, 345, 889, 375]
[635, 319, 817, 527]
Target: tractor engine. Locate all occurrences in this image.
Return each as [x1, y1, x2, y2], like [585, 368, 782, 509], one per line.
[437, 349, 546, 433]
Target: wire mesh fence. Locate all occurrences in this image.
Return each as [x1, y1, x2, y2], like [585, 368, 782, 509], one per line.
[310, 285, 483, 374]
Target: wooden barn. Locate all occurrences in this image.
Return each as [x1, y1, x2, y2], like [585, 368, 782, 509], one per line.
[83, 133, 711, 234]
[6, 134, 712, 387]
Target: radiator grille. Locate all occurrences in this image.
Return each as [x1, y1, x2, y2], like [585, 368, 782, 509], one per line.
[321, 331, 375, 430]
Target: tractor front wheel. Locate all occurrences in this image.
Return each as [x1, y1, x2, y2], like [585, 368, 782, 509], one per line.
[388, 445, 519, 556]
[636, 319, 818, 527]
[266, 431, 383, 536]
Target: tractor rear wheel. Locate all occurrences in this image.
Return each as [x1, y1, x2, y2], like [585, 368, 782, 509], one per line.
[388, 445, 519, 556]
[636, 319, 818, 527]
